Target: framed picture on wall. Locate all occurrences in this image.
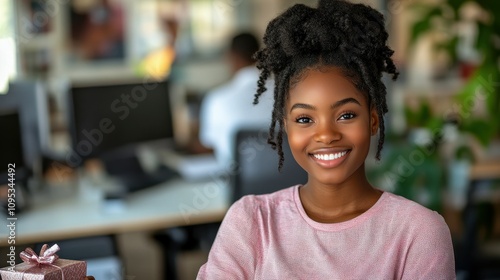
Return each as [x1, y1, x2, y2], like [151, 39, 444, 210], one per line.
[67, 0, 125, 63]
[19, 0, 54, 35]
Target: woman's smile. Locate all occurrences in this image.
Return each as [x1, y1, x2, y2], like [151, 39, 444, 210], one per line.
[309, 148, 351, 168]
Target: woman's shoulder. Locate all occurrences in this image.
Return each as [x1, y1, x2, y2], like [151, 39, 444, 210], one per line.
[380, 192, 455, 278]
[383, 191, 437, 213]
[381, 191, 448, 229]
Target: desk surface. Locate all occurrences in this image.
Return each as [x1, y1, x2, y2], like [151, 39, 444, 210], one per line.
[1, 177, 230, 246]
[469, 160, 500, 180]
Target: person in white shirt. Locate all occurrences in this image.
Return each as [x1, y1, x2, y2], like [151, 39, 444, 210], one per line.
[199, 32, 273, 169]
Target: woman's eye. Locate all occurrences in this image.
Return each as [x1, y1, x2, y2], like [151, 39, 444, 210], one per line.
[339, 113, 356, 120]
[296, 117, 312, 124]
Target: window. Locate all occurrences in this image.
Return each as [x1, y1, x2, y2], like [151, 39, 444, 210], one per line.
[0, 0, 17, 93]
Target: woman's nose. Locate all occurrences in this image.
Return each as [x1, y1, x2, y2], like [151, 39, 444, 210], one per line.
[313, 121, 342, 144]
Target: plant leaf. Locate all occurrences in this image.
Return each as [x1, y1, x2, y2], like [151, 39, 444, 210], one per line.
[409, 7, 444, 45]
[476, 22, 493, 55]
[459, 118, 495, 146]
[435, 36, 459, 65]
[474, 0, 499, 14]
[447, 0, 464, 16]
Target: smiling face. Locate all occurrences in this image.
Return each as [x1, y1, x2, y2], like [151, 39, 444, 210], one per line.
[285, 66, 379, 187]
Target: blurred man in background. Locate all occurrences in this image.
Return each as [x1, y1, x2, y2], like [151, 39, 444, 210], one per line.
[199, 32, 273, 169]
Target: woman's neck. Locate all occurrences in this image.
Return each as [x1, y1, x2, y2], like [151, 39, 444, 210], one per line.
[299, 164, 382, 223]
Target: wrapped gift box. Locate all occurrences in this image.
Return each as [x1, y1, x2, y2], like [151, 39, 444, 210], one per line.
[0, 259, 86, 280]
[0, 244, 87, 280]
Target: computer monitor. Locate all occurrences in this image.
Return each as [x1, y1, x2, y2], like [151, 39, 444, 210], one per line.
[68, 80, 177, 191]
[69, 80, 174, 161]
[0, 81, 49, 182]
[0, 110, 31, 214]
[0, 111, 26, 184]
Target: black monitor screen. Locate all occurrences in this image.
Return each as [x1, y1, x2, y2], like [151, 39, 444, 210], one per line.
[70, 81, 174, 160]
[0, 111, 25, 174]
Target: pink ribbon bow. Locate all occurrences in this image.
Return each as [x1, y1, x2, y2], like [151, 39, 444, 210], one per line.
[20, 244, 60, 266]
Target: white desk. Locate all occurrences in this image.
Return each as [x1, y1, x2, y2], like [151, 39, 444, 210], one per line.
[0, 177, 230, 246]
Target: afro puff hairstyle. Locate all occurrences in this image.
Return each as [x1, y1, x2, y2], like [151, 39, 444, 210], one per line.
[253, 0, 399, 170]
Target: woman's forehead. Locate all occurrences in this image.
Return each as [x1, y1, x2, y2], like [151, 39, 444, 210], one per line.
[287, 68, 366, 102]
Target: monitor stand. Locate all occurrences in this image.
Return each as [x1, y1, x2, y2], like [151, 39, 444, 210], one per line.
[100, 147, 179, 194]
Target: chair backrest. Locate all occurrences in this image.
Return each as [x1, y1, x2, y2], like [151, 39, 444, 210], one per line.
[230, 128, 308, 202]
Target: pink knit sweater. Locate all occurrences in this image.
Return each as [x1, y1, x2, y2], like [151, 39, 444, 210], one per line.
[197, 185, 455, 280]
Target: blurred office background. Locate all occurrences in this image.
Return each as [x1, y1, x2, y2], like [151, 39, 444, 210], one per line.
[0, 0, 499, 279]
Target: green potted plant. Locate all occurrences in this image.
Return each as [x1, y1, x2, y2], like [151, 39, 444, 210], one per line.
[373, 100, 445, 211]
[407, 0, 499, 244]
[408, 0, 500, 146]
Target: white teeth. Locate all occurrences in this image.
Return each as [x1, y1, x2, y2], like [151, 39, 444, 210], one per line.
[313, 151, 348, 161]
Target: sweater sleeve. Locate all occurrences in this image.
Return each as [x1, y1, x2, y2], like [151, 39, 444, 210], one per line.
[197, 196, 261, 280]
[401, 211, 456, 280]
[198, 92, 217, 149]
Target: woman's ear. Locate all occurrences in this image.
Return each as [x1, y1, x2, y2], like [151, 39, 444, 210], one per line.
[370, 108, 379, 136]
[283, 118, 288, 133]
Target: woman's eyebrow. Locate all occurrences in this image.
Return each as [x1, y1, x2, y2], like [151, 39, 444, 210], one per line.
[290, 98, 361, 113]
[331, 97, 361, 110]
[290, 103, 316, 113]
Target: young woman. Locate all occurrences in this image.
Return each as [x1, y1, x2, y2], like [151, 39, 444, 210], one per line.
[197, 1, 455, 279]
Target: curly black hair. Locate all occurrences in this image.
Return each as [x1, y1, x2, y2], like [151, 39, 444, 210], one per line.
[253, 0, 399, 170]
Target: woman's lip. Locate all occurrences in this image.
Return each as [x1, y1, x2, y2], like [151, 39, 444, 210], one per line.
[310, 147, 352, 154]
[309, 149, 351, 168]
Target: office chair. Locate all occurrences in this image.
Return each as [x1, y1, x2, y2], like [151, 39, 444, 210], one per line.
[230, 128, 308, 202]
